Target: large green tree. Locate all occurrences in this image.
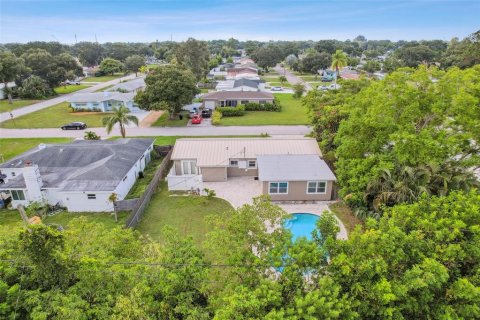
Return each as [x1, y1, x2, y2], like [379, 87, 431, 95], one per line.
[99, 58, 123, 75]
[124, 55, 145, 76]
[251, 45, 283, 71]
[299, 51, 332, 74]
[134, 65, 198, 118]
[73, 41, 104, 66]
[0, 51, 28, 103]
[174, 38, 210, 81]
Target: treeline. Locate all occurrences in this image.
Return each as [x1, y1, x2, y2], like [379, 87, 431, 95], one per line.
[304, 65, 480, 218]
[1, 191, 479, 319]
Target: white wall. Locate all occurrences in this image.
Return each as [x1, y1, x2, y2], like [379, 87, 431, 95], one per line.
[204, 101, 216, 110]
[167, 167, 203, 191]
[63, 192, 114, 212]
[114, 144, 152, 199]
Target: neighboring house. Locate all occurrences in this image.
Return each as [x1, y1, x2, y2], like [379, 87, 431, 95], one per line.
[0, 139, 154, 212]
[68, 92, 140, 112]
[167, 138, 337, 201]
[82, 66, 99, 77]
[215, 79, 265, 92]
[0, 82, 17, 99]
[202, 91, 274, 108]
[108, 78, 145, 93]
[226, 67, 259, 80]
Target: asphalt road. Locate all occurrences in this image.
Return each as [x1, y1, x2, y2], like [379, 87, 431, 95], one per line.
[0, 74, 138, 123]
[273, 65, 313, 91]
[0, 125, 311, 139]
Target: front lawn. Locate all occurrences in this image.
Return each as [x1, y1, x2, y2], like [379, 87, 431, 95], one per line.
[0, 102, 107, 129]
[267, 82, 292, 88]
[82, 73, 125, 82]
[136, 182, 233, 247]
[0, 137, 73, 161]
[0, 100, 40, 112]
[54, 84, 91, 94]
[299, 75, 321, 81]
[219, 93, 310, 126]
[152, 112, 189, 127]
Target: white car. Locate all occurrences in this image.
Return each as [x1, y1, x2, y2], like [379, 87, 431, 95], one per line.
[271, 86, 283, 91]
[328, 84, 341, 90]
[318, 85, 328, 91]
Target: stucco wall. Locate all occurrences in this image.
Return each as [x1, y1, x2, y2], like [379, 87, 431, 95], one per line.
[201, 167, 227, 182]
[63, 192, 114, 212]
[227, 167, 258, 177]
[262, 180, 334, 201]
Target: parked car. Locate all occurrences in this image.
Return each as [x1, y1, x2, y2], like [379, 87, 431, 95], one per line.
[201, 109, 212, 118]
[65, 80, 81, 85]
[321, 76, 333, 82]
[188, 111, 197, 119]
[191, 115, 202, 125]
[271, 86, 283, 91]
[61, 122, 87, 130]
[318, 85, 329, 91]
[329, 84, 341, 90]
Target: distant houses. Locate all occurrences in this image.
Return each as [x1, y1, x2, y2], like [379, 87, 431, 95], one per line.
[215, 78, 265, 92]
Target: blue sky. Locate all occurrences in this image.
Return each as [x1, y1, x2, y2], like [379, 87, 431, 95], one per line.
[1, 0, 479, 43]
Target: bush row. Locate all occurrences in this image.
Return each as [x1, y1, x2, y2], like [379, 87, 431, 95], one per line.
[69, 106, 102, 113]
[212, 110, 222, 125]
[216, 106, 246, 117]
[243, 102, 281, 112]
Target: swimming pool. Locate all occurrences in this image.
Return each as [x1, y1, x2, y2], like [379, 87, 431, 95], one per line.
[283, 213, 320, 241]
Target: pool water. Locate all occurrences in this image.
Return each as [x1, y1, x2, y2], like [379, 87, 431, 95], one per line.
[283, 213, 320, 241]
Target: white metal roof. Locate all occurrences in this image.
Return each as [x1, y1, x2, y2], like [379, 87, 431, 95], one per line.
[257, 155, 336, 181]
[171, 138, 322, 167]
[68, 91, 135, 103]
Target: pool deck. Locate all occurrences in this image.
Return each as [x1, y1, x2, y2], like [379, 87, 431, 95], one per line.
[279, 203, 348, 240]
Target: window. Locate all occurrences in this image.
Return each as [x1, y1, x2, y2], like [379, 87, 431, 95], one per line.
[269, 182, 288, 194]
[229, 160, 238, 167]
[181, 160, 197, 175]
[226, 100, 237, 107]
[11, 172, 16, 177]
[241, 100, 249, 104]
[248, 160, 256, 168]
[11, 190, 25, 201]
[87, 194, 96, 199]
[122, 176, 127, 182]
[259, 100, 266, 104]
[220, 101, 225, 107]
[75, 103, 87, 107]
[307, 181, 327, 194]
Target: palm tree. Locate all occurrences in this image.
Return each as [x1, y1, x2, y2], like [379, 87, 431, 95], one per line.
[330, 49, 348, 88]
[102, 106, 138, 138]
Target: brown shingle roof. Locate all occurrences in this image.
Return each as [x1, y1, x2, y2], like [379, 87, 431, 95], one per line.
[202, 91, 274, 100]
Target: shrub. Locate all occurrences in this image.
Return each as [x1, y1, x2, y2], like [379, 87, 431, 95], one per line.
[84, 131, 100, 140]
[293, 83, 305, 98]
[243, 102, 281, 112]
[217, 106, 245, 117]
[212, 110, 222, 125]
[18, 75, 52, 99]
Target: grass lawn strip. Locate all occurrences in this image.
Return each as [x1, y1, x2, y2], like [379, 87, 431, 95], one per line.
[0, 137, 73, 161]
[0, 100, 41, 112]
[328, 201, 363, 235]
[54, 84, 92, 94]
[219, 93, 309, 126]
[152, 112, 189, 127]
[0, 102, 107, 129]
[81, 73, 125, 83]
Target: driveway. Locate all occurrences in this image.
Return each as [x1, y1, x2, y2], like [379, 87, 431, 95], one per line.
[0, 74, 138, 123]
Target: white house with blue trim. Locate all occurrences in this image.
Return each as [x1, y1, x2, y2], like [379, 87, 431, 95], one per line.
[68, 91, 140, 112]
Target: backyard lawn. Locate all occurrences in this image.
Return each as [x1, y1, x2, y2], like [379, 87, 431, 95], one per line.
[219, 93, 310, 126]
[152, 112, 189, 127]
[82, 73, 125, 82]
[0, 102, 107, 128]
[54, 84, 91, 94]
[328, 201, 363, 234]
[136, 182, 233, 247]
[0, 99, 40, 112]
[0, 137, 73, 161]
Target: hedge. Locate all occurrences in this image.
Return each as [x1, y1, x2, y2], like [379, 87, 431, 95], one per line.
[243, 102, 281, 112]
[212, 110, 222, 125]
[217, 106, 246, 117]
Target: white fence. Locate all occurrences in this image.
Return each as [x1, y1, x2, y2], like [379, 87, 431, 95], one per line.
[167, 168, 203, 191]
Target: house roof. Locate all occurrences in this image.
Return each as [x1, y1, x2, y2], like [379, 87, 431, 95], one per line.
[108, 78, 145, 92]
[202, 91, 273, 100]
[227, 67, 257, 75]
[171, 138, 321, 167]
[0, 139, 154, 191]
[233, 78, 260, 89]
[67, 91, 135, 103]
[257, 155, 336, 182]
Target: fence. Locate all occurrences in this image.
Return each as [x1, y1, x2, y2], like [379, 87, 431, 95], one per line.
[124, 146, 173, 228]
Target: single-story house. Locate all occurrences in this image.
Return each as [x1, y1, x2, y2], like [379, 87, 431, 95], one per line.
[226, 67, 259, 80]
[0, 82, 17, 99]
[215, 78, 265, 92]
[0, 139, 154, 212]
[108, 78, 145, 93]
[167, 138, 336, 201]
[202, 91, 274, 108]
[68, 91, 140, 112]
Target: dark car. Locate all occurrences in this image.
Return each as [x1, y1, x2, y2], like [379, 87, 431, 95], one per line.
[61, 122, 87, 130]
[201, 109, 212, 118]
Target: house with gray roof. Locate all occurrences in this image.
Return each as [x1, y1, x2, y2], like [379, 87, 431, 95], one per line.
[215, 78, 265, 92]
[0, 139, 154, 212]
[68, 91, 139, 112]
[167, 138, 336, 201]
[108, 78, 146, 93]
[202, 91, 274, 109]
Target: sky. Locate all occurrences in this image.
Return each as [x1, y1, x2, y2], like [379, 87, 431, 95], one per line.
[1, 0, 479, 43]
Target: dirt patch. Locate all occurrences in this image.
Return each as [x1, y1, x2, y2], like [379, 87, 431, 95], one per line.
[140, 111, 165, 128]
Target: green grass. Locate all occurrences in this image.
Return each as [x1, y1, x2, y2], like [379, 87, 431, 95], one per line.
[82, 73, 124, 82]
[0, 102, 108, 129]
[267, 82, 292, 88]
[109, 135, 267, 146]
[328, 201, 363, 235]
[152, 112, 189, 127]
[298, 75, 321, 81]
[219, 93, 310, 126]
[0, 137, 73, 161]
[0, 100, 40, 112]
[136, 182, 233, 246]
[54, 84, 91, 94]
[0, 209, 127, 231]
[126, 156, 164, 199]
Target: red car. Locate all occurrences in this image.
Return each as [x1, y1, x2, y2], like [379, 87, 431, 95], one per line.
[191, 114, 202, 124]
